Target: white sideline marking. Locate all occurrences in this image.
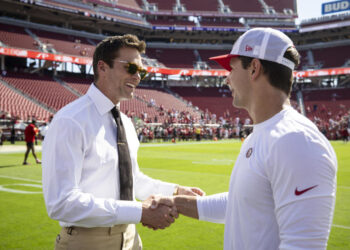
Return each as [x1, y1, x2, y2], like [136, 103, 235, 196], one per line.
[0, 183, 42, 194]
[193, 158, 235, 165]
[0, 175, 42, 183]
[332, 224, 350, 230]
[192, 161, 233, 165]
[213, 159, 234, 162]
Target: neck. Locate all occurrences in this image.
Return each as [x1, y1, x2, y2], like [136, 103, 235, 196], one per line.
[94, 81, 120, 105]
[248, 81, 289, 124]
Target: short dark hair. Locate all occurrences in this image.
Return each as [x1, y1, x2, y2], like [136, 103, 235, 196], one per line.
[93, 34, 146, 82]
[238, 46, 300, 96]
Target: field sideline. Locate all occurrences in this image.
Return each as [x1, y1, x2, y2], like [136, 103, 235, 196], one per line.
[0, 140, 349, 249]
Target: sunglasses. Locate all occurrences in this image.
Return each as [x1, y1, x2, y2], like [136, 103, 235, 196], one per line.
[116, 60, 148, 80]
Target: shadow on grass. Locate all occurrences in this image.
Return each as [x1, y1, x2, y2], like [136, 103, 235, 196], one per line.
[0, 164, 20, 169]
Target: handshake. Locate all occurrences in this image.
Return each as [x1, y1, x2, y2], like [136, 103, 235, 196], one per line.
[140, 186, 204, 230]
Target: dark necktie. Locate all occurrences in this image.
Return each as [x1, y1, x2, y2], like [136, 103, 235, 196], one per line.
[111, 107, 133, 200]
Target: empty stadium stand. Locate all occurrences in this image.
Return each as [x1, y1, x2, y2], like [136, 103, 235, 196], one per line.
[181, 0, 218, 12]
[115, 0, 142, 10]
[85, 0, 143, 11]
[136, 88, 200, 119]
[146, 48, 197, 68]
[120, 97, 168, 123]
[8, 74, 167, 122]
[199, 18, 243, 28]
[2, 73, 79, 111]
[304, 100, 350, 122]
[0, 23, 37, 51]
[31, 28, 96, 57]
[303, 88, 350, 102]
[311, 45, 350, 68]
[147, 17, 195, 26]
[301, 88, 350, 122]
[223, 0, 262, 13]
[61, 80, 170, 122]
[197, 49, 228, 68]
[0, 80, 52, 120]
[264, 0, 295, 13]
[61, 76, 92, 95]
[145, 0, 175, 11]
[170, 86, 250, 120]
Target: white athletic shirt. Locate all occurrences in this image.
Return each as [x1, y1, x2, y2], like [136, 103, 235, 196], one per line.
[197, 106, 337, 250]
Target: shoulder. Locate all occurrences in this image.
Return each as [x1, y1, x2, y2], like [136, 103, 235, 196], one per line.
[264, 108, 336, 163]
[267, 108, 320, 144]
[268, 128, 336, 174]
[54, 95, 93, 122]
[48, 95, 95, 137]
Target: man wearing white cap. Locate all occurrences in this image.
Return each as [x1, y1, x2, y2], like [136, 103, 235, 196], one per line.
[152, 28, 337, 249]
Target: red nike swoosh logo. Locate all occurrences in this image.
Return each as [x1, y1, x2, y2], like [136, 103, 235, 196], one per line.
[295, 185, 318, 196]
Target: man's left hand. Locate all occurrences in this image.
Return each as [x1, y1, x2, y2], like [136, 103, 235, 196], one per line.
[177, 186, 205, 196]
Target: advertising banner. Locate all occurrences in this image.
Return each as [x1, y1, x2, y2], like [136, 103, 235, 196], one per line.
[322, 0, 350, 15]
[1, 46, 350, 77]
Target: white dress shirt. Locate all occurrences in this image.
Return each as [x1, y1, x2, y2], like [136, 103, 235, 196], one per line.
[42, 84, 176, 228]
[197, 106, 337, 249]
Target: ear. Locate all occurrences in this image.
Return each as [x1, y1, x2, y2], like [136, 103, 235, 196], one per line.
[97, 60, 107, 75]
[250, 58, 261, 80]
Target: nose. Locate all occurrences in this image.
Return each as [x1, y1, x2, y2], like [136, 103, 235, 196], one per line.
[223, 78, 228, 85]
[131, 71, 141, 80]
[224, 78, 232, 91]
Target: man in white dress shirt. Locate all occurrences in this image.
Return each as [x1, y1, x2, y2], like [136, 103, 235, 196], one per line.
[42, 34, 204, 250]
[152, 28, 337, 249]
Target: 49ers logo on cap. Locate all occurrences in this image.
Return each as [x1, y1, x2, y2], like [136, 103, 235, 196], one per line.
[246, 147, 253, 158]
[245, 45, 253, 51]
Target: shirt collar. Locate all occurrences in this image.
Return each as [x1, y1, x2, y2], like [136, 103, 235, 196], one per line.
[87, 83, 119, 115]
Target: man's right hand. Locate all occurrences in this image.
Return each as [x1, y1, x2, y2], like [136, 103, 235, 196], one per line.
[141, 195, 178, 230]
[148, 194, 199, 220]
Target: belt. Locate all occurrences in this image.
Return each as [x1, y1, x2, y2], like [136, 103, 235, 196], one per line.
[64, 224, 128, 236]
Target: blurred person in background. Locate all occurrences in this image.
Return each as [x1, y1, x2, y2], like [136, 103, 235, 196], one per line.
[23, 120, 41, 165]
[0, 127, 3, 146]
[39, 115, 53, 140]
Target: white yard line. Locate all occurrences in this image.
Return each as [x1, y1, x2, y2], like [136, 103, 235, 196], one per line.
[0, 175, 42, 183]
[332, 224, 350, 230]
[192, 161, 233, 165]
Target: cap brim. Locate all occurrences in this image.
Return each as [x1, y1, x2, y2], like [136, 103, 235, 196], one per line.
[209, 54, 238, 71]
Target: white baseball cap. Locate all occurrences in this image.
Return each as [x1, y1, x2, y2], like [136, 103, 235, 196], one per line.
[210, 28, 295, 71]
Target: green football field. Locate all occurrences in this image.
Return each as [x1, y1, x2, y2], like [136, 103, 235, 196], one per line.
[0, 140, 349, 249]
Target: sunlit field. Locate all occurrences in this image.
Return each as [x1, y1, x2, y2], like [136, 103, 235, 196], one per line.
[0, 140, 349, 249]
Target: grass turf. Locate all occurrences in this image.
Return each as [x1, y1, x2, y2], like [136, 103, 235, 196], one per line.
[0, 140, 349, 249]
